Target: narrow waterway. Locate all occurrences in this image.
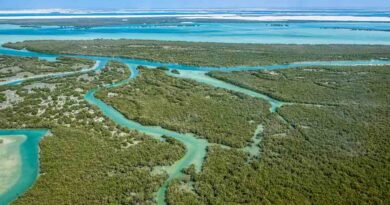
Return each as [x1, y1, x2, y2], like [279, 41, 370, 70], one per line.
[0, 60, 104, 86]
[1, 46, 390, 204]
[166, 70, 287, 112]
[84, 64, 208, 205]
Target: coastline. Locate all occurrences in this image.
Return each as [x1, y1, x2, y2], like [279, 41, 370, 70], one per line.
[181, 14, 390, 22]
[0, 14, 388, 22]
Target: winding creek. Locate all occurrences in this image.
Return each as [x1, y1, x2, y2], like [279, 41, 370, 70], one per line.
[1, 46, 390, 205]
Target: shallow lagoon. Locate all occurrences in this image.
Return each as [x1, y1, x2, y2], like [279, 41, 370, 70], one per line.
[0, 136, 26, 195]
[0, 130, 48, 205]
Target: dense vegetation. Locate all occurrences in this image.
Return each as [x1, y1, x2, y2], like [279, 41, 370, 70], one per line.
[0, 92, 5, 101]
[209, 66, 390, 105]
[97, 67, 268, 148]
[0, 55, 94, 81]
[4, 39, 390, 67]
[0, 55, 185, 204]
[97, 60, 131, 85]
[166, 65, 390, 204]
[1, 41, 389, 204]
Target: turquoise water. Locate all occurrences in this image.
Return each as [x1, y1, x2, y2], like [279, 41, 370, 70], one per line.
[86, 88, 208, 204]
[0, 9, 390, 45]
[0, 15, 390, 204]
[0, 21, 390, 44]
[1, 45, 390, 73]
[84, 63, 208, 205]
[1, 43, 390, 204]
[0, 129, 48, 205]
[167, 70, 286, 112]
[0, 10, 388, 17]
[243, 124, 264, 159]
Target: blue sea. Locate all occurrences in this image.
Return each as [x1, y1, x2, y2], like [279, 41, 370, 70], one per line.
[0, 10, 389, 44]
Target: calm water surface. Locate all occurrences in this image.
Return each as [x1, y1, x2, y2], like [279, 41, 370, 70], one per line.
[0, 130, 48, 205]
[0, 21, 390, 44]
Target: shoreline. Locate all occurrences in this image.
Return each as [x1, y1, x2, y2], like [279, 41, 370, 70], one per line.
[0, 14, 388, 22]
[181, 14, 390, 22]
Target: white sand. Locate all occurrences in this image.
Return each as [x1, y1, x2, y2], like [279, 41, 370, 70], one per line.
[181, 14, 390, 22]
[0, 14, 188, 20]
[0, 14, 388, 22]
[0, 135, 26, 194]
[0, 9, 77, 14]
[0, 136, 24, 145]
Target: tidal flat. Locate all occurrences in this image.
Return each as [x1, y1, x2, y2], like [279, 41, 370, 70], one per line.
[0, 130, 47, 205]
[0, 135, 26, 195]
